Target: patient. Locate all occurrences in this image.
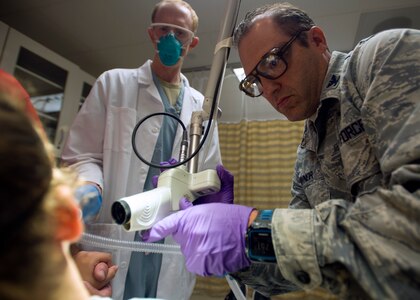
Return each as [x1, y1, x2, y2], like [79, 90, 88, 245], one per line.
[0, 95, 166, 300]
[0, 96, 94, 300]
[0, 95, 126, 300]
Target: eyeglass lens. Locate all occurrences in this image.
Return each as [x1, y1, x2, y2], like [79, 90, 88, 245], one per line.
[240, 75, 262, 97]
[152, 24, 193, 44]
[257, 53, 287, 79]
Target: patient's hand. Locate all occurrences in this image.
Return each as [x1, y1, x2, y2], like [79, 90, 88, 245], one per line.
[73, 250, 118, 296]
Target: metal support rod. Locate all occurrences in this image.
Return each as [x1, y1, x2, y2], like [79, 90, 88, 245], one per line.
[187, 0, 241, 173]
[188, 111, 204, 173]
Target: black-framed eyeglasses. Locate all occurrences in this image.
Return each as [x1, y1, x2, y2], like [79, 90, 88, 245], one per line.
[239, 30, 307, 97]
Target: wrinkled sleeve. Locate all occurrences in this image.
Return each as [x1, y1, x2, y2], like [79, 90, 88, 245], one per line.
[273, 29, 420, 299]
[230, 262, 300, 297]
[61, 73, 107, 188]
[289, 150, 312, 209]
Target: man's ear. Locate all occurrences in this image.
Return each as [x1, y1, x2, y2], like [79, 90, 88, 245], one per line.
[308, 26, 328, 51]
[148, 27, 157, 46]
[189, 36, 199, 49]
[54, 186, 83, 242]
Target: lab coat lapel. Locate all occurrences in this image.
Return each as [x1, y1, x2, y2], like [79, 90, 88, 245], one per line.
[132, 61, 164, 172]
[137, 60, 164, 107]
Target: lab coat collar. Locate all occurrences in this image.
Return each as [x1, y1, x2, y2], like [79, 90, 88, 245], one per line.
[137, 60, 193, 90]
[137, 60, 155, 85]
[136, 60, 165, 106]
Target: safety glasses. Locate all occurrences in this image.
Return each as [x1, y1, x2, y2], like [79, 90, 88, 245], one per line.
[239, 30, 307, 97]
[150, 23, 194, 45]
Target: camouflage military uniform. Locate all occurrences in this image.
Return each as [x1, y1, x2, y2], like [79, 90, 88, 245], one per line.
[233, 29, 420, 299]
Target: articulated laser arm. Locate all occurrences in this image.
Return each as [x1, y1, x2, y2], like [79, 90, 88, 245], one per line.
[188, 0, 241, 173]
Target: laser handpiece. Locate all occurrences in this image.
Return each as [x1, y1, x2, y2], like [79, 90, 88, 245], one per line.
[111, 165, 220, 231]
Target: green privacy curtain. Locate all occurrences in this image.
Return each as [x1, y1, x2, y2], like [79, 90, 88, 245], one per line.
[218, 119, 304, 209]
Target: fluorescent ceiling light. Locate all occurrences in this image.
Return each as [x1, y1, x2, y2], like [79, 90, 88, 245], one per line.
[233, 67, 245, 82]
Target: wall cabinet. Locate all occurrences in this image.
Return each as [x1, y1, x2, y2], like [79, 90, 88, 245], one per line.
[0, 21, 94, 157]
[0, 21, 7, 53]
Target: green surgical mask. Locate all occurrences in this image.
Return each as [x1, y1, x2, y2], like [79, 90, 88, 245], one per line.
[157, 33, 183, 66]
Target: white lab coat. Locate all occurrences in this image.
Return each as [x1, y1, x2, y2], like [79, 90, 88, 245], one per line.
[62, 60, 222, 300]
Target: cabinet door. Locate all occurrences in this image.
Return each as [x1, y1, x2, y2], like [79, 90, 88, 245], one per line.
[55, 70, 94, 155]
[0, 27, 94, 157]
[14, 47, 69, 142]
[0, 21, 8, 54]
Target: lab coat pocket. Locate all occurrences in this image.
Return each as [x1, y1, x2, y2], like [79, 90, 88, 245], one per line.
[104, 106, 137, 152]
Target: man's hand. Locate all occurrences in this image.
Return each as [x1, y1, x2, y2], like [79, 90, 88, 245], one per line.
[83, 262, 113, 296]
[142, 202, 254, 276]
[73, 250, 118, 296]
[74, 184, 102, 222]
[194, 164, 234, 205]
[153, 159, 235, 205]
[151, 158, 178, 188]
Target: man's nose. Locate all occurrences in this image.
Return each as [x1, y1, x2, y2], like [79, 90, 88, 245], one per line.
[260, 77, 281, 98]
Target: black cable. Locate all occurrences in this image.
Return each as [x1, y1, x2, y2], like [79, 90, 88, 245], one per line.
[131, 112, 190, 169]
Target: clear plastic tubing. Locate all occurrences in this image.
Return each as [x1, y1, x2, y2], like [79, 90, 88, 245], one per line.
[226, 275, 247, 300]
[80, 232, 182, 255]
[81, 232, 246, 299]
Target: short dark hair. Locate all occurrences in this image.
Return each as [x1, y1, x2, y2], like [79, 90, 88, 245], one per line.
[233, 2, 315, 47]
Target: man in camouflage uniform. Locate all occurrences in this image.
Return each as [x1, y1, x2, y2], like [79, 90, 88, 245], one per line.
[143, 2, 420, 299]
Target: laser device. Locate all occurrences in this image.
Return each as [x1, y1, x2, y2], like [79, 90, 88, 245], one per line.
[111, 166, 220, 231]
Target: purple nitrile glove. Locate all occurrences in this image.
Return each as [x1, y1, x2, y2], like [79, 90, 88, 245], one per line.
[142, 201, 254, 276]
[152, 158, 178, 188]
[194, 164, 234, 205]
[153, 160, 234, 205]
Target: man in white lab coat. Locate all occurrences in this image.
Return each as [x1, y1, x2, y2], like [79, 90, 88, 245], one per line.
[61, 1, 223, 299]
